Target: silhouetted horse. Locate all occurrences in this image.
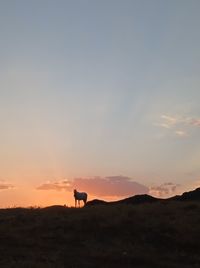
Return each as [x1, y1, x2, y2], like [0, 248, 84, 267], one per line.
[74, 189, 87, 207]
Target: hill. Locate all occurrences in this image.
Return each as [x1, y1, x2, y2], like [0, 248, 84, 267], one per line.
[0, 188, 200, 267]
[169, 187, 200, 201]
[86, 187, 200, 206]
[86, 194, 160, 206]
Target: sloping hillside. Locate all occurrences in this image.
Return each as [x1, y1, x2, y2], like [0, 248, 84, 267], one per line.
[86, 187, 200, 206]
[169, 187, 200, 201]
[86, 194, 160, 206]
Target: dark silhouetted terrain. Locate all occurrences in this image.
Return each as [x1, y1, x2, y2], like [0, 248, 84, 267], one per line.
[0, 188, 200, 267]
[169, 187, 200, 201]
[86, 193, 160, 206]
[86, 187, 200, 206]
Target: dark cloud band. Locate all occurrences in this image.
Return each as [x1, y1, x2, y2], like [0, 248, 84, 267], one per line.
[37, 176, 148, 197]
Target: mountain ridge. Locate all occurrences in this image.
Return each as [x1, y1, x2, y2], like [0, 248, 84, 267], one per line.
[86, 187, 200, 206]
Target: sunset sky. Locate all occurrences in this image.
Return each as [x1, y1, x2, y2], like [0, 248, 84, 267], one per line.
[0, 0, 200, 207]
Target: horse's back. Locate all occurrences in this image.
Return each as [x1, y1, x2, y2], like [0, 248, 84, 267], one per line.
[76, 191, 87, 200]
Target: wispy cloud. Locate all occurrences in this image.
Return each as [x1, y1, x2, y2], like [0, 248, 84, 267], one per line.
[37, 176, 149, 197]
[37, 181, 70, 191]
[155, 123, 171, 129]
[175, 130, 188, 137]
[190, 119, 200, 127]
[154, 115, 180, 130]
[0, 180, 14, 190]
[149, 182, 180, 197]
[160, 115, 179, 128]
[160, 114, 200, 128]
[155, 114, 200, 138]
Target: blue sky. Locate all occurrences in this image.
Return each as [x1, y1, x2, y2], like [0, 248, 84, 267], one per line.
[0, 0, 200, 206]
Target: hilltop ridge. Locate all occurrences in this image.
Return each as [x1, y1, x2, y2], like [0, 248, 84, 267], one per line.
[86, 187, 200, 206]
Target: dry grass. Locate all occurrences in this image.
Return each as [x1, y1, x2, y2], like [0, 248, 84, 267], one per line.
[0, 201, 199, 267]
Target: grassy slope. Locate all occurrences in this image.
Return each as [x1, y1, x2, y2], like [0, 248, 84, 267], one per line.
[0, 202, 200, 268]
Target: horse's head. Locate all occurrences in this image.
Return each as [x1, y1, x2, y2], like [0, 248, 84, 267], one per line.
[74, 189, 77, 195]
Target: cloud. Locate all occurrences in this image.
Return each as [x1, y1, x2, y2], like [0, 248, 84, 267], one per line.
[190, 119, 200, 127]
[72, 176, 149, 197]
[155, 114, 200, 138]
[37, 183, 65, 191]
[158, 115, 200, 129]
[154, 123, 171, 129]
[175, 130, 188, 137]
[149, 182, 180, 197]
[0, 180, 14, 190]
[37, 180, 70, 191]
[37, 176, 149, 197]
[160, 115, 179, 128]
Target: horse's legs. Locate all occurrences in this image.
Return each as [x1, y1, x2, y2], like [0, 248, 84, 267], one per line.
[75, 198, 87, 208]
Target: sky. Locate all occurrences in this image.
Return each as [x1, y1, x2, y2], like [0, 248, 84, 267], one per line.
[0, 0, 200, 207]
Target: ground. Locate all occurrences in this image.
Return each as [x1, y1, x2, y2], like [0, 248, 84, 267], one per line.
[0, 201, 199, 267]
